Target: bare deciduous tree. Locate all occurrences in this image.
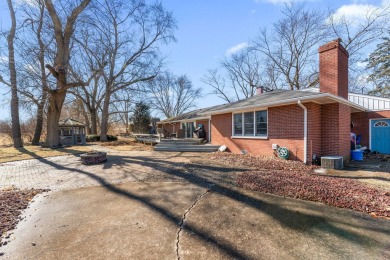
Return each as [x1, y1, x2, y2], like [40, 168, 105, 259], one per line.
[0, 0, 24, 148]
[15, 0, 50, 145]
[328, 3, 390, 59]
[68, 76, 105, 135]
[43, 0, 91, 147]
[109, 90, 136, 133]
[204, 2, 389, 102]
[253, 3, 329, 90]
[68, 38, 107, 135]
[84, 0, 176, 141]
[147, 71, 201, 118]
[328, 2, 390, 92]
[202, 48, 264, 103]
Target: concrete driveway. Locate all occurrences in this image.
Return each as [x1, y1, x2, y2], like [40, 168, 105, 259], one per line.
[1, 150, 390, 259]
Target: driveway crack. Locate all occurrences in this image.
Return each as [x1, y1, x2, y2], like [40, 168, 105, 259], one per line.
[175, 183, 214, 260]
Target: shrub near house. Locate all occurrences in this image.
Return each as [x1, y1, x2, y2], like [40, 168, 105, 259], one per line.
[86, 135, 118, 142]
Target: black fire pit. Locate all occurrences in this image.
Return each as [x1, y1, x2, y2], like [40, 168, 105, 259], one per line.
[80, 151, 107, 165]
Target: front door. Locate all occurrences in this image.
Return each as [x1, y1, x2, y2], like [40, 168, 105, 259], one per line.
[371, 119, 390, 154]
[182, 122, 195, 138]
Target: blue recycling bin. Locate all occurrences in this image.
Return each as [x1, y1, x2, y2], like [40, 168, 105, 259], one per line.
[350, 150, 363, 161]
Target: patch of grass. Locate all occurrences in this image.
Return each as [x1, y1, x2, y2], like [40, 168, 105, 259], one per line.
[0, 145, 93, 163]
[98, 137, 153, 151]
[359, 179, 390, 192]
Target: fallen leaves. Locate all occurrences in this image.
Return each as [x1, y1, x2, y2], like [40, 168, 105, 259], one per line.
[211, 153, 390, 218]
[0, 189, 49, 246]
[210, 152, 317, 172]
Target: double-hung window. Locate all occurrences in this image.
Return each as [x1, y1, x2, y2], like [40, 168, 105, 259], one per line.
[233, 110, 267, 138]
[233, 114, 243, 135]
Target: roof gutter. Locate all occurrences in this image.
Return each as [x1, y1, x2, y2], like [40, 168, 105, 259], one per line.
[201, 93, 367, 116]
[297, 100, 307, 164]
[157, 116, 211, 124]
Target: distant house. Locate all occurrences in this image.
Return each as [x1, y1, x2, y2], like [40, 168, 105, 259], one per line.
[158, 39, 390, 164]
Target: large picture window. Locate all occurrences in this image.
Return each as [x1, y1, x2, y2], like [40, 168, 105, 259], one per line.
[233, 110, 267, 137]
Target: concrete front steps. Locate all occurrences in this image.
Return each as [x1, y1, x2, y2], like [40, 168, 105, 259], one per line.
[154, 138, 220, 152]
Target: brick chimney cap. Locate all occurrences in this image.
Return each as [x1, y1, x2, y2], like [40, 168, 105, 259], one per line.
[318, 39, 349, 57]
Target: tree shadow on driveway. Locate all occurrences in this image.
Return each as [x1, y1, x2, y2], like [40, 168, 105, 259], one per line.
[18, 152, 390, 259]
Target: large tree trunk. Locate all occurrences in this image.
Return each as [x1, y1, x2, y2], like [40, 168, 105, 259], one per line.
[10, 91, 23, 148]
[80, 102, 91, 134]
[31, 100, 45, 145]
[7, 0, 23, 148]
[31, 0, 47, 146]
[44, 89, 66, 147]
[100, 93, 111, 141]
[90, 108, 98, 135]
[84, 113, 91, 135]
[43, 0, 91, 147]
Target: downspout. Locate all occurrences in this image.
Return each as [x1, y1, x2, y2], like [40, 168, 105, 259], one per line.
[297, 100, 307, 164]
[208, 119, 211, 142]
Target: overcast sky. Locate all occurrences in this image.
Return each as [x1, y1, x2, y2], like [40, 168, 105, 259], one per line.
[0, 0, 388, 119]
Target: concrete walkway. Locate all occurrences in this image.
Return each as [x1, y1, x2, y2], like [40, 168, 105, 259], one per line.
[0, 150, 189, 191]
[1, 150, 390, 259]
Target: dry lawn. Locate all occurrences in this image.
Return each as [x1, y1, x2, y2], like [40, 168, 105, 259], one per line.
[0, 134, 13, 147]
[97, 137, 153, 152]
[0, 136, 153, 163]
[0, 145, 93, 163]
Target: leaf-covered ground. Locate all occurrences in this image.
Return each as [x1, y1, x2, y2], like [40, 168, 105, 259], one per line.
[210, 153, 390, 218]
[0, 189, 49, 248]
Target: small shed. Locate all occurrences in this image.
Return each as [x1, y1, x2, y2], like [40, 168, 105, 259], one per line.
[59, 118, 86, 146]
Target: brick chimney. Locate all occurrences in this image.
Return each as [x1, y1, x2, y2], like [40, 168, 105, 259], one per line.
[256, 86, 264, 95]
[318, 39, 349, 99]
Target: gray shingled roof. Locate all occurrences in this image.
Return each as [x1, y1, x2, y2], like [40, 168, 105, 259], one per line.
[159, 103, 228, 123]
[159, 89, 366, 123]
[205, 89, 320, 113]
[59, 118, 85, 127]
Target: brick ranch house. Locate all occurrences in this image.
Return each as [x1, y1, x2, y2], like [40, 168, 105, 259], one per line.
[158, 40, 390, 164]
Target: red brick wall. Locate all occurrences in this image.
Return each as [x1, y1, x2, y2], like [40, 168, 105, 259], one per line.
[211, 102, 352, 163]
[319, 40, 349, 99]
[306, 103, 322, 162]
[339, 103, 351, 159]
[195, 120, 210, 141]
[321, 103, 350, 159]
[351, 110, 390, 148]
[211, 104, 306, 161]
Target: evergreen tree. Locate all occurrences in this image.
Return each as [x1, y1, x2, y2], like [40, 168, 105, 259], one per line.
[130, 102, 151, 133]
[367, 36, 390, 97]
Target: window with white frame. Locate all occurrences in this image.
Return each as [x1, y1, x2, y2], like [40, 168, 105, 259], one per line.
[374, 121, 389, 127]
[233, 114, 243, 135]
[233, 110, 267, 137]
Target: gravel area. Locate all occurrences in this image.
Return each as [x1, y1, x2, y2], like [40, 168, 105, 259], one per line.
[0, 188, 49, 248]
[364, 153, 390, 172]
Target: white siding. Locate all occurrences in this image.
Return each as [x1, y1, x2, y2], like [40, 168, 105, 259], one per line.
[348, 93, 390, 111]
